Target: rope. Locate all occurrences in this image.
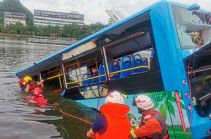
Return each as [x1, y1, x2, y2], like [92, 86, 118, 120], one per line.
[96, 73, 114, 119]
[186, 17, 211, 139]
[51, 99, 93, 125]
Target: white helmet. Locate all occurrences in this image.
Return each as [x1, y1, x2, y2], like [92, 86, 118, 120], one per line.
[105, 91, 124, 105]
[135, 95, 154, 110]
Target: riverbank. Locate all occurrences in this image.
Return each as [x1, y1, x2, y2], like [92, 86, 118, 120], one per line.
[0, 33, 76, 46]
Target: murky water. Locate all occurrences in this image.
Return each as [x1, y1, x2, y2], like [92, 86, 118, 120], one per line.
[0, 36, 94, 139]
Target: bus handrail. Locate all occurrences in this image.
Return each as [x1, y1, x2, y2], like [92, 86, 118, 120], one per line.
[66, 65, 149, 85]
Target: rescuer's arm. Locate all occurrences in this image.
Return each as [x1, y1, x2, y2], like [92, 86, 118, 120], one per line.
[87, 128, 95, 138]
[36, 80, 45, 86]
[129, 118, 162, 138]
[24, 83, 30, 93]
[87, 115, 107, 138]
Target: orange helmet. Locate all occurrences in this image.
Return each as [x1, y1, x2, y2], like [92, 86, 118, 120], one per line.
[33, 87, 42, 96]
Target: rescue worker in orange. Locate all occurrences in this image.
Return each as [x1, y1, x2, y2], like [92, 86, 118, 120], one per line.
[130, 95, 169, 139]
[87, 91, 131, 139]
[18, 76, 44, 93]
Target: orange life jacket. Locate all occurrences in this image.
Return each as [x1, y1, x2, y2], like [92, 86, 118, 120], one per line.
[95, 103, 131, 139]
[140, 110, 169, 139]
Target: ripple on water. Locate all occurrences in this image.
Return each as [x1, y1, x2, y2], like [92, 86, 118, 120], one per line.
[0, 39, 94, 139]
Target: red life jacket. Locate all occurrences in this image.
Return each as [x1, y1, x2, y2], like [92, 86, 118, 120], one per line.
[140, 110, 169, 139]
[36, 96, 47, 105]
[18, 78, 26, 88]
[18, 78, 37, 92]
[95, 103, 131, 139]
[26, 95, 47, 105]
[26, 95, 37, 103]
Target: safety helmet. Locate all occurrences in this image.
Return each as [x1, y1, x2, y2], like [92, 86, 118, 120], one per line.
[105, 91, 124, 104]
[134, 95, 154, 110]
[24, 76, 32, 82]
[33, 87, 42, 96]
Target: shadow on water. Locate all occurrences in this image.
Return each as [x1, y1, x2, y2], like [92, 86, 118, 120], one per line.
[0, 36, 97, 139]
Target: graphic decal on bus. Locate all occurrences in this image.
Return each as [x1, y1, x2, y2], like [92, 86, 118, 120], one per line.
[126, 90, 193, 139]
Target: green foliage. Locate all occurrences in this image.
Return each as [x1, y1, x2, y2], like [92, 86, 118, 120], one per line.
[0, 0, 108, 39]
[0, 0, 33, 25]
[0, 21, 107, 39]
[159, 103, 167, 121]
[165, 100, 175, 117]
[0, 17, 4, 24]
[0, 24, 4, 33]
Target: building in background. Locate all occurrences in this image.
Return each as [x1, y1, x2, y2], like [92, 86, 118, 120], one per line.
[34, 10, 84, 26]
[4, 12, 26, 27]
[106, 9, 126, 25]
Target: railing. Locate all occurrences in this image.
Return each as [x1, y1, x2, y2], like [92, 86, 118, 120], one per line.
[45, 65, 149, 87]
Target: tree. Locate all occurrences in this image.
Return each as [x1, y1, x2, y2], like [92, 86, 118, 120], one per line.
[0, 24, 4, 33]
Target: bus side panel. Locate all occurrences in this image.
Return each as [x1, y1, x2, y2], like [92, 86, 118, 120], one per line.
[150, 2, 210, 139]
[126, 90, 192, 139]
[76, 90, 192, 139]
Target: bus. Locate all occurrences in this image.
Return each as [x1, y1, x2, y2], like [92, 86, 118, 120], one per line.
[16, 1, 211, 139]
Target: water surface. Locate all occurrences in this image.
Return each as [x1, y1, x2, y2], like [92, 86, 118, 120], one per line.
[0, 36, 94, 139]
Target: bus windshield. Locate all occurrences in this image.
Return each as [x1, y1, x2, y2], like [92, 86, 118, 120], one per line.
[172, 6, 211, 49]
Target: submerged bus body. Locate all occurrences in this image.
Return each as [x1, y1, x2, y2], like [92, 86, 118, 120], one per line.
[16, 1, 211, 139]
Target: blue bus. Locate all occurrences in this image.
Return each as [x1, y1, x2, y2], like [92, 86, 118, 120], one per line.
[16, 1, 211, 138]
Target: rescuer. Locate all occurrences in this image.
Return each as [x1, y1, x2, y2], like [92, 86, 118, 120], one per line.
[19, 76, 44, 93]
[87, 91, 131, 139]
[26, 87, 47, 105]
[130, 95, 169, 139]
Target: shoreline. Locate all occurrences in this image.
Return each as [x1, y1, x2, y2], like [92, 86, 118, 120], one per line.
[0, 33, 76, 45]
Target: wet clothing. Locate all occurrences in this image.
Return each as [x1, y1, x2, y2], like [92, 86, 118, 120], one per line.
[130, 110, 169, 139]
[26, 95, 47, 105]
[91, 115, 107, 134]
[36, 96, 47, 105]
[19, 78, 37, 92]
[94, 103, 131, 139]
[26, 95, 37, 103]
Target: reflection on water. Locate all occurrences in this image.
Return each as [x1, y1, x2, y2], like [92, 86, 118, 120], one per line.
[0, 36, 94, 139]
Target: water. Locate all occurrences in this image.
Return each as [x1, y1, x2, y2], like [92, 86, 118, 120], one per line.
[0, 36, 95, 139]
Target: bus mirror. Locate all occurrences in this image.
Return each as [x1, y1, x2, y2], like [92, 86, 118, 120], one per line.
[188, 3, 200, 11]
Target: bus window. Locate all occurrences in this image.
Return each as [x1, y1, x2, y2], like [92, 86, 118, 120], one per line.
[63, 49, 108, 99]
[105, 32, 153, 79]
[172, 6, 211, 49]
[41, 66, 63, 90]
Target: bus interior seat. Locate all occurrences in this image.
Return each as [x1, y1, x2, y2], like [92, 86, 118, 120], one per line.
[142, 57, 149, 71]
[82, 73, 92, 85]
[110, 60, 120, 79]
[121, 55, 132, 78]
[92, 71, 99, 83]
[99, 63, 106, 82]
[132, 54, 143, 73]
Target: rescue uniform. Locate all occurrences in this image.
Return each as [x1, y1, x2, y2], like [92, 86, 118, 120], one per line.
[93, 103, 131, 139]
[26, 95, 47, 105]
[19, 78, 37, 92]
[130, 110, 169, 139]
